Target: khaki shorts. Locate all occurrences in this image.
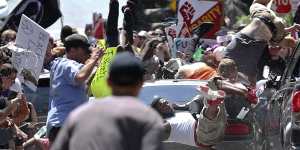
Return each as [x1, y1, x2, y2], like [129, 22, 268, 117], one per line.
[195, 103, 227, 146]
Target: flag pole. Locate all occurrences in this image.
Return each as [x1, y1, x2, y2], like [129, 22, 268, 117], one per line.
[58, 0, 64, 28]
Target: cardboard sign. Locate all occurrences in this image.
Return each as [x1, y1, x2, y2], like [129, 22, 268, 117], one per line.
[90, 47, 117, 98]
[177, 0, 223, 38]
[13, 15, 49, 91]
[174, 38, 196, 54]
[165, 24, 177, 57]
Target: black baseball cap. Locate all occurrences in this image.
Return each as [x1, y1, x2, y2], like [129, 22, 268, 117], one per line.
[109, 52, 145, 86]
[64, 34, 91, 53]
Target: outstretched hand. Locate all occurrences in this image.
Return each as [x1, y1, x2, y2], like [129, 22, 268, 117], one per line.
[293, 24, 300, 32]
[90, 48, 105, 61]
[286, 24, 300, 33]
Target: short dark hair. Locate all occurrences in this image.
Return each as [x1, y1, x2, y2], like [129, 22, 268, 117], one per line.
[0, 63, 17, 77]
[0, 51, 11, 65]
[64, 34, 91, 54]
[150, 97, 162, 113]
[61, 25, 77, 43]
[109, 52, 145, 86]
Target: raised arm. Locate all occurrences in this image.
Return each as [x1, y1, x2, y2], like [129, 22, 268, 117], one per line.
[211, 79, 248, 97]
[285, 24, 300, 33]
[106, 0, 119, 47]
[123, 8, 134, 45]
[75, 48, 104, 84]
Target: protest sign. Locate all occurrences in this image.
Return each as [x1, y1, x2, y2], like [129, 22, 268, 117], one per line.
[275, 0, 292, 14]
[176, 22, 192, 38]
[177, 0, 223, 38]
[165, 24, 177, 57]
[174, 38, 196, 55]
[200, 38, 217, 47]
[90, 47, 117, 98]
[12, 15, 49, 91]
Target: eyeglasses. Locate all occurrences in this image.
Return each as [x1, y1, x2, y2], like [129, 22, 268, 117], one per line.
[269, 46, 281, 49]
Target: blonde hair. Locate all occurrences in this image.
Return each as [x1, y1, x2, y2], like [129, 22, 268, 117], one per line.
[1, 29, 16, 43]
[1, 29, 16, 37]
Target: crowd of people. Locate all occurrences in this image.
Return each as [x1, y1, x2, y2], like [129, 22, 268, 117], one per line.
[0, 0, 300, 150]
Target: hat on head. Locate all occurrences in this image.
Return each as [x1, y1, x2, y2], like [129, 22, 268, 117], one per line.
[138, 30, 149, 38]
[155, 29, 164, 35]
[109, 52, 145, 86]
[64, 34, 91, 53]
[61, 25, 77, 42]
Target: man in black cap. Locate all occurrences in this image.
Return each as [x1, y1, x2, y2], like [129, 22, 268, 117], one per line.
[51, 52, 164, 150]
[46, 34, 104, 146]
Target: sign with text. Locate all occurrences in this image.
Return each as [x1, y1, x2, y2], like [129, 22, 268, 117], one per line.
[275, 0, 292, 14]
[177, 0, 223, 38]
[13, 15, 49, 91]
[165, 24, 177, 57]
[90, 47, 117, 98]
[174, 38, 196, 55]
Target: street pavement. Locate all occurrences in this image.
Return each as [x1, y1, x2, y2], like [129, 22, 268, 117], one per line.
[163, 136, 284, 150]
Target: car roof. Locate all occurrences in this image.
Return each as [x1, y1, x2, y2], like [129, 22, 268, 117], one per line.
[143, 79, 207, 86]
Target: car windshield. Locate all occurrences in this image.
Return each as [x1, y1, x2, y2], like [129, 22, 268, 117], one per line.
[139, 84, 199, 105]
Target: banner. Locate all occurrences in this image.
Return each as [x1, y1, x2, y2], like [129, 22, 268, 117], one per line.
[177, 0, 223, 38]
[0, 0, 61, 32]
[13, 14, 49, 91]
[176, 22, 192, 38]
[174, 38, 196, 54]
[90, 47, 117, 98]
[165, 24, 177, 57]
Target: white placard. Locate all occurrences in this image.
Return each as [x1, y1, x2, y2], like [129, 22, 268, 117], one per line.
[13, 14, 49, 91]
[165, 24, 177, 57]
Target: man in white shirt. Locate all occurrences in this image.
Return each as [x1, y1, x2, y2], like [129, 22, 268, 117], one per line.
[151, 89, 226, 150]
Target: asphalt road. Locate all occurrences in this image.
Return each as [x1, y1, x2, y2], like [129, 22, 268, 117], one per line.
[163, 136, 284, 150]
[163, 142, 198, 150]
